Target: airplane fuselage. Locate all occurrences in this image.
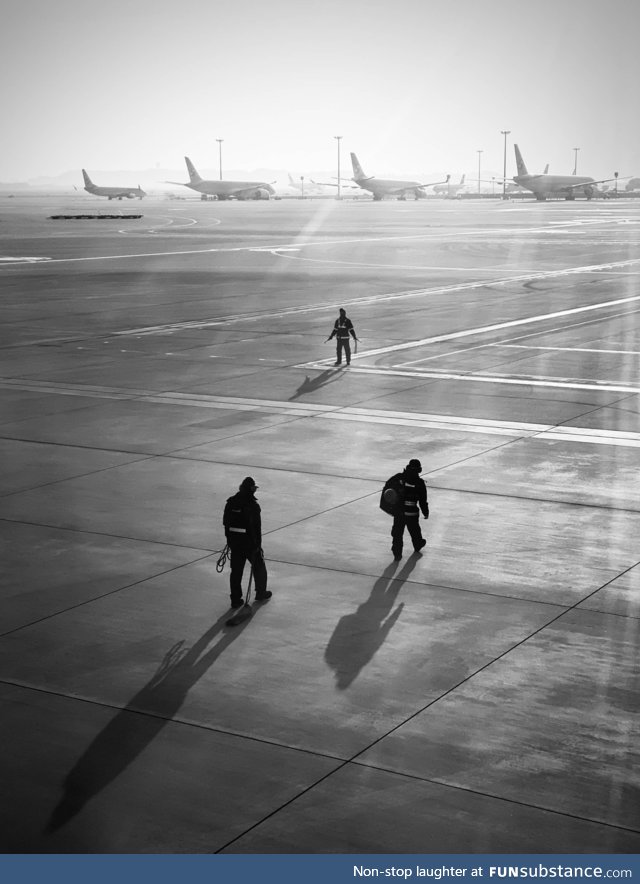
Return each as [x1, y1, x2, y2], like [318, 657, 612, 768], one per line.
[168, 159, 275, 201]
[354, 177, 426, 200]
[84, 184, 144, 200]
[184, 180, 273, 200]
[514, 174, 597, 200]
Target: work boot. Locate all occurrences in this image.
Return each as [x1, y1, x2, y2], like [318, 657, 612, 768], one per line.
[230, 598, 244, 609]
[254, 591, 272, 601]
[414, 539, 427, 552]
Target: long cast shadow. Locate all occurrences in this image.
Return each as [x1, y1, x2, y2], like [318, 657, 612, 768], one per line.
[289, 367, 344, 401]
[45, 611, 252, 833]
[324, 555, 421, 690]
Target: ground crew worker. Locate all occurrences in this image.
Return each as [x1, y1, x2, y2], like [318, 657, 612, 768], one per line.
[389, 459, 429, 560]
[327, 307, 358, 366]
[223, 477, 271, 608]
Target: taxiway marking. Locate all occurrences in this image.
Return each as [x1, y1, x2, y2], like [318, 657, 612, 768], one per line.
[391, 307, 640, 367]
[1, 379, 639, 448]
[0, 256, 52, 263]
[304, 363, 640, 397]
[116, 257, 640, 338]
[500, 345, 640, 356]
[349, 287, 640, 362]
[1, 216, 636, 267]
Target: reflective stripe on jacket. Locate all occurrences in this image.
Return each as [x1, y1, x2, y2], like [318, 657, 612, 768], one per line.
[401, 471, 429, 518]
[223, 491, 262, 545]
[331, 317, 355, 340]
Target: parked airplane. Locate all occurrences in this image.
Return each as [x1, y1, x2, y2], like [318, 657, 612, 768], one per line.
[348, 154, 449, 200]
[167, 157, 275, 200]
[510, 146, 614, 200]
[285, 173, 325, 196]
[433, 174, 466, 196]
[82, 170, 145, 200]
[496, 164, 547, 194]
[316, 154, 449, 200]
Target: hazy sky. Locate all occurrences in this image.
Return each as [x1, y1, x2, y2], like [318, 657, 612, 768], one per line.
[2, 0, 640, 181]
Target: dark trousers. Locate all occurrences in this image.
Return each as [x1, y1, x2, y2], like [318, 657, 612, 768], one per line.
[336, 338, 351, 364]
[391, 514, 424, 555]
[229, 538, 268, 604]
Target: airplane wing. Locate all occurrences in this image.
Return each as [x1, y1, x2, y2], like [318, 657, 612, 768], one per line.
[310, 179, 361, 189]
[419, 175, 451, 188]
[565, 176, 620, 190]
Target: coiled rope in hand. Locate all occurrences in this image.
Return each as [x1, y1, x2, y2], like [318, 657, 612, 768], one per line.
[215, 544, 230, 572]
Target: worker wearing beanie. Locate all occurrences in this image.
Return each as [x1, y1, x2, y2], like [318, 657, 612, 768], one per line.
[389, 459, 429, 560]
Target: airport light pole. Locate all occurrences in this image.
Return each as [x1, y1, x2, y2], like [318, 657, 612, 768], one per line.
[501, 130, 510, 200]
[300, 175, 305, 200]
[477, 150, 483, 194]
[216, 138, 224, 180]
[573, 147, 580, 176]
[335, 135, 342, 200]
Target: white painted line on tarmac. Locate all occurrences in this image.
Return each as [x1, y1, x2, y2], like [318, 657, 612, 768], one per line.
[0, 256, 52, 263]
[354, 286, 640, 362]
[500, 345, 640, 356]
[269, 249, 528, 273]
[543, 431, 640, 448]
[114, 257, 640, 338]
[315, 363, 640, 396]
[1, 215, 633, 268]
[2, 378, 640, 448]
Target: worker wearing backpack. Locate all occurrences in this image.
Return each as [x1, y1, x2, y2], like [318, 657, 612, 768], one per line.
[381, 459, 429, 560]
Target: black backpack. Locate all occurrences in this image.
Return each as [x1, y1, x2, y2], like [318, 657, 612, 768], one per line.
[224, 494, 250, 532]
[379, 474, 404, 516]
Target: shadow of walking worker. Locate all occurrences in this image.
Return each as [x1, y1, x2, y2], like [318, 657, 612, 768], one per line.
[45, 611, 251, 834]
[324, 556, 420, 690]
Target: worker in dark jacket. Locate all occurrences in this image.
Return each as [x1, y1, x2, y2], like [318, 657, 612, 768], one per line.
[327, 307, 358, 366]
[223, 477, 271, 608]
[390, 459, 429, 560]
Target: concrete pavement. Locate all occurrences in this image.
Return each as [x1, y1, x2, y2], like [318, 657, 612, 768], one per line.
[0, 195, 639, 852]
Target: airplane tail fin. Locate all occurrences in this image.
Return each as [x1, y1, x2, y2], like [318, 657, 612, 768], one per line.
[544, 164, 549, 174]
[288, 173, 296, 187]
[460, 174, 465, 185]
[184, 157, 203, 183]
[351, 153, 366, 181]
[82, 169, 93, 187]
[514, 145, 528, 177]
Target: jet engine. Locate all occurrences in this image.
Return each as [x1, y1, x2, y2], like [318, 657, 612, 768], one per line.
[236, 188, 271, 200]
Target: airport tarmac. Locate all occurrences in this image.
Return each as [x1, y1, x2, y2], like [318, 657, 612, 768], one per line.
[0, 195, 639, 853]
